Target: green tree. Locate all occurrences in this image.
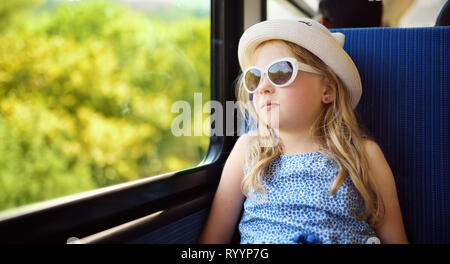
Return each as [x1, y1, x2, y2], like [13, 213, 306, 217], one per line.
[0, 0, 210, 211]
[0, 0, 43, 32]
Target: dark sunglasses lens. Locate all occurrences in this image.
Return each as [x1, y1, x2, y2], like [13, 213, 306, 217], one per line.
[268, 61, 294, 85]
[245, 69, 261, 92]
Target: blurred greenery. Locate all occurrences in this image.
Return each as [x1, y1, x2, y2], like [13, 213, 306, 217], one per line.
[0, 0, 210, 211]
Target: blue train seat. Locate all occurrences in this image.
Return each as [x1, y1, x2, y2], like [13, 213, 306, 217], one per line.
[239, 26, 450, 243]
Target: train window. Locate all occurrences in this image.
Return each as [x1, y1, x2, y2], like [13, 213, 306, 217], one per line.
[267, 0, 310, 19]
[0, 0, 210, 211]
[266, 0, 447, 27]
[399, 0, 447, 27]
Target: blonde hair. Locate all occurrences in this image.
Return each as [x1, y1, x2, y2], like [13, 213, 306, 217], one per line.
[235, 40, 384, 227]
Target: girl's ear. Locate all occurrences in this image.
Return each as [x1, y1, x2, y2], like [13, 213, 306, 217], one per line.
[322, 77, 336, 105]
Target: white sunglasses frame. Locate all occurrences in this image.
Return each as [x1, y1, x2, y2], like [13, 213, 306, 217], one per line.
[243, 57, 322, 94]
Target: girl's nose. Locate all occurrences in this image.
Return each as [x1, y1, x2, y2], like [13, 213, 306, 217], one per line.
[257, 74, 275, 94]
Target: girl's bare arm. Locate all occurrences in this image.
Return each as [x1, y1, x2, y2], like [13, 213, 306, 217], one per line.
[197, 134, 251, 243]
[364, 140, 409, 244]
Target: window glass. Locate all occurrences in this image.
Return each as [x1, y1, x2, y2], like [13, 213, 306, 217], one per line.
[267, 0, 308, 19]
[0, 0, 210, 211]
[399, 0, 446, 27]
[268, 0, 446, 27]
[303, 0, 319, 12]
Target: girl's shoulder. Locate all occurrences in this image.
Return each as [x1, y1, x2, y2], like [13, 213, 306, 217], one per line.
[235, 133, 252, 154]
[361, 139, 385, 161]
[361, 138, 395, 187]
[230, 133, 253, 167]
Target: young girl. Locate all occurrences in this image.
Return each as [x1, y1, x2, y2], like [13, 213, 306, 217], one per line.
[198, 18, 408, 244]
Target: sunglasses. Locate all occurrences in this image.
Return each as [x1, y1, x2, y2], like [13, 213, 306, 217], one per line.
[243, 57, 322, 94]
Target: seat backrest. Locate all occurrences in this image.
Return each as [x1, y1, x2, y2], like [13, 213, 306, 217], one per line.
[239, 26, 450, 243]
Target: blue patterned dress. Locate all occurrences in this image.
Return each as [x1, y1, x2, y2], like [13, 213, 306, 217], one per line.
[238, 152, 379, 244]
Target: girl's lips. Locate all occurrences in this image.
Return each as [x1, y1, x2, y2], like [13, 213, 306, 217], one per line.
[262, 103, 279, 110]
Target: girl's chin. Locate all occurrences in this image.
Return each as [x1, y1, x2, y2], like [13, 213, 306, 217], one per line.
[260, 119, 280, 130]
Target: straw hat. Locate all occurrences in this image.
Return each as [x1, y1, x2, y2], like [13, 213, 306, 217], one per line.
[238, 18, 362, 109]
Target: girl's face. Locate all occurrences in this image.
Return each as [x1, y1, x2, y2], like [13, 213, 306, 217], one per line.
[251, 41, 328, 132]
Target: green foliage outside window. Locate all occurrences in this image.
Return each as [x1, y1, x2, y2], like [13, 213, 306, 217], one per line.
[0, 0, 210, 211]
